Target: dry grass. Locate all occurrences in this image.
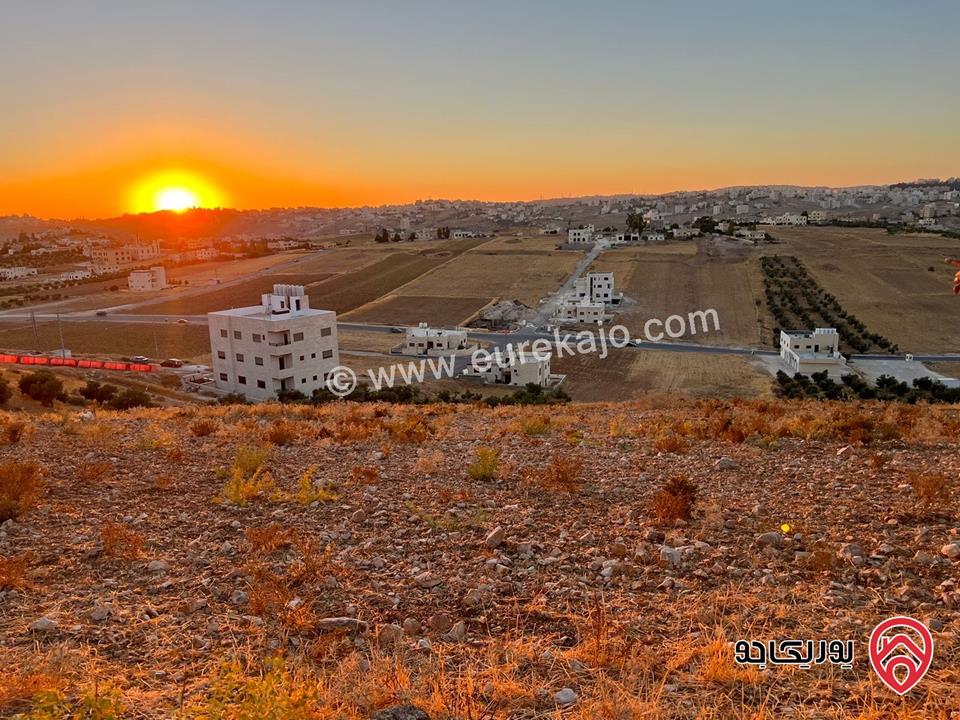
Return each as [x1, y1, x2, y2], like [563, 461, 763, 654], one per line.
[0, 553, 31, 590]
[467, 447, 499, 481]
[100, 521, 145, 560]
[0, 460, 41, 522]
[532, 455, 583, 492]
[650, 475, 698, 522]
[265, 420, 298, 446]
[190, 418, 219, 437]
[908, 471, 952, 515]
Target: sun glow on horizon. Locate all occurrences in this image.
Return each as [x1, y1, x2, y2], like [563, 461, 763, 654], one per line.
[129, 170, 226, 214]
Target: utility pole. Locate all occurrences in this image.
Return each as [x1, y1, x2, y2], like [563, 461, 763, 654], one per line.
[56, 313, 66, 358]
[153, 327, 160, 358]
[30, 311, 39, 352]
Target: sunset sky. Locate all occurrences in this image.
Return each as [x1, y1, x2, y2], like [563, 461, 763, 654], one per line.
[2, 1, 957, 219]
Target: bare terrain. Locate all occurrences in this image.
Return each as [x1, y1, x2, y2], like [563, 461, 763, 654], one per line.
[0, 399, 958, 718]
[765, 226, 960, 352]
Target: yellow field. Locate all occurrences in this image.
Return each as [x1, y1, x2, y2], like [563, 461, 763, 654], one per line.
[766, 226, 960, 352]
[0, 320, 211, 360]
[344, 294, 492, 326]
[396, 240, 579, 307]
[554, 349, 771, 401]
[591, 243, 768, 346]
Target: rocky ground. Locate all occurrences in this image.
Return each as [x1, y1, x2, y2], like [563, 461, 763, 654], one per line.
[0, 399, 958, 718]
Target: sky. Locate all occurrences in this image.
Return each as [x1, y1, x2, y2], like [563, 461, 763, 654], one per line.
[1, 0, 957, 219]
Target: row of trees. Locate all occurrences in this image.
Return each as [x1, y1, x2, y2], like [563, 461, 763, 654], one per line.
[761, 256, 898, 354]
[0, 371, 153, 409]
[774, 370, 960, 403]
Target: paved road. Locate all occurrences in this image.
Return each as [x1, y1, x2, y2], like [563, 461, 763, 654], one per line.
[536, 243, 605, 324]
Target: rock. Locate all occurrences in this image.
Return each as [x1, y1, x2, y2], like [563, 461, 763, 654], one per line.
[941, 542, 960, 559]
[659, 546, 682, 566]
[414, 571, 443, 589]
[428, 613, 453, 633]
[445, 620, 467, 642]
[231, 590, 248, 605]
[372, 705, 430, 720]
[89, 605, 111, 622]
[28, 617, 57, 633]
[714, 456, 737, 470]
[554, 687, 578, 706]
[147, 560, 169, 573]
[756, 532, 782, 548]
[461, 588, 483, 609]
[316, 617, 369, 634]
[839, 542, 864, 559]
[378, 623, 404, 644]
[609, 542, 628, 558]
[484, 526, 505, 549]
[402, 617, 422, 635]
[219, 541, 234, 554]
[925, 617, 944, 632]
[416, 637, 432, 651]
[644, 528, 665, 544]
[351, 509, 365, 523]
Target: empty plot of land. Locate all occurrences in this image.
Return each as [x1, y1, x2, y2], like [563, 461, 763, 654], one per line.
[344, 294, 492, 326]
[396, 245, 579, 307]
[128, 273, 334, 315]
[591, 243, 767, 347]
[555, 349, 771, 401]
[767, 226, 960, 352]
[0, 320, 211, 360]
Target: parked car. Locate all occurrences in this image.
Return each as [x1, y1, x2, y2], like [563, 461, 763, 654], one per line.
[131, 355, 150, 364]
[160, 358, 184, 368]
[95, 310, 108, 316]
[390, 327, 404, 333]
[177, 318, 188, 324]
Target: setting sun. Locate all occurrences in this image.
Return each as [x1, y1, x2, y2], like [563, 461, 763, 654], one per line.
[155, 187, 200, 213]
[128, 170, 226, 214]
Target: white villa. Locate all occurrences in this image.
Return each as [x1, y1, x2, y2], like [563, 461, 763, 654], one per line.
[127, 266, 167, 292]
[207, 284, 339, 401]
[400, 323, 475, 357]
[475, 351, 563, 388]
[553, 271, 619, 325]
[567, 224, 595, 244]
[779, 328, 846, 376]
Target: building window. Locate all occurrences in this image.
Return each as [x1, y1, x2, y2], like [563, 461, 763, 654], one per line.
[257, 380, 266, 389]
[322, 349, 333, 359]
[310, 353, 316, 359]
[217, 351, 226, 359]
[293, 332, 304, 342]
[233, 330, 241, 340]
[252, 333, 262, 343]
[238, 376, 246, 385]
[320, 327, 332, 337]
[220, 329, 227, 338]
[312, 375, 318, 381]
[235, 353, 244, 362]
[299, 355, 305, 361]
[301, 377, 306, 384]
[254, 357, 263, 366]
[219, 373, 227, 381]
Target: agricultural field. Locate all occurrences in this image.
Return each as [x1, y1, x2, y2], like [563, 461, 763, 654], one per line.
[0, 320, 211, 360]
[344, 295, 492, 327]
[554, 348, 771, 401]
[394, 238, 580, 307]
[764, 226, 960, 352]
[590, 241, 768, 347]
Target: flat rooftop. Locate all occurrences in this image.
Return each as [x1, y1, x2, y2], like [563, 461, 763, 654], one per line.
[208, 304, 335, 321]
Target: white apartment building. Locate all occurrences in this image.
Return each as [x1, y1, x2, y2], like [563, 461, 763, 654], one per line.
[0, 266, 38, 280]
[808, 210, 828, 223]
[476, 351, 560, 388]
[673, 227, 700, 240]
[763, 213, 808, 226]
[779, 328, 846, 375]
[401, 323, 473, 356]
[567, 224, 595, 243]
[195, 247, 219, 261]
[571, 271, 616, 305]
[127, 266, 167, 292]
[735, 229, 767, 241]
[208, 284, 339, 401]
[644, 231, 667, 242]
[555, 298, 605, 323]
[91, 239, 161, 273]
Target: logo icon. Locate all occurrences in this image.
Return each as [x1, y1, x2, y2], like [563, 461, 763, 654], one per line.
[325, 365, 357, 398]
[868, 616, 934, 695]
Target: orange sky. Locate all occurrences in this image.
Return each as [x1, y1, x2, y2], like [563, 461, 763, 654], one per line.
[2, 3, 957, 219]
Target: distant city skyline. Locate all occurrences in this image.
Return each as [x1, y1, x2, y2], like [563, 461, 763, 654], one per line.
[1, 0, 957, 218]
